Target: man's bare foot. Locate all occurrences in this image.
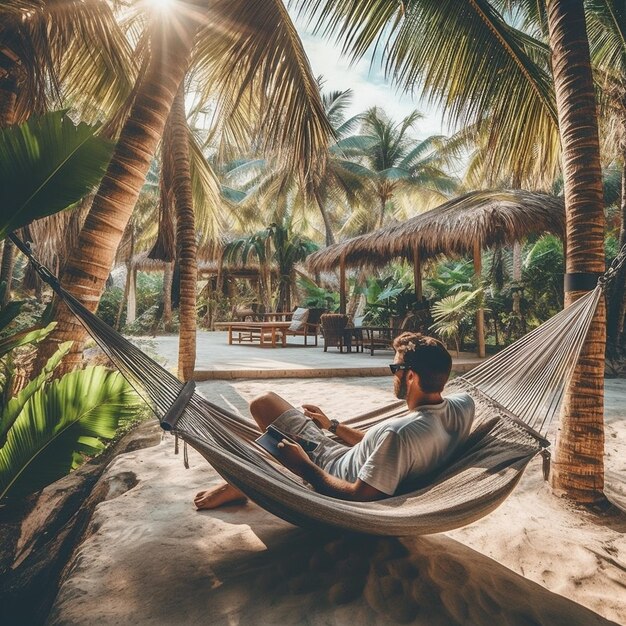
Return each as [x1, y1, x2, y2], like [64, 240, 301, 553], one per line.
[194, 483, 248, 510]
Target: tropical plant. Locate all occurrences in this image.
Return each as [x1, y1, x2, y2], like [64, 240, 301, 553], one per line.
[430, 289, 483, 356]
[338, 107, 458, 229]
[0, 110, 113, 240]
[359, 268, 418, 327]
[297, 275, 339, 311]
[0, 365, 142, 501]
[223, 219, 319, 312]
[522, 235, 564, 321]
[0, 0, 134, 126]
[424, 260, 475, 300]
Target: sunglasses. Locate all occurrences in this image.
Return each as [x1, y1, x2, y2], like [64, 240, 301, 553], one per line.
[389, 363, 411, 374]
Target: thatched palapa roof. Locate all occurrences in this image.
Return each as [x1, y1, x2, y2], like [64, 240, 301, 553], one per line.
[307, 190, 565, 272]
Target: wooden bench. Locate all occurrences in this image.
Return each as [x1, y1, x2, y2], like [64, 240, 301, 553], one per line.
[213, 321, 292, 347]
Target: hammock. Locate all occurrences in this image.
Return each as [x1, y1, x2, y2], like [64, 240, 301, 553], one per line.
[10, 234, 626, 536]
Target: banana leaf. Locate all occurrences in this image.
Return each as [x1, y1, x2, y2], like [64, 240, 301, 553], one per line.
[0, 110, 113, 240]
[0, 366, 143, 500]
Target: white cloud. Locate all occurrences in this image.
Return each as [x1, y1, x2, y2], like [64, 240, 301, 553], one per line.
[295, 19, 449, 138]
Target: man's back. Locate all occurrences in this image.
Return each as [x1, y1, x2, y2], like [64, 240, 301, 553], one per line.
[326, 392, 475, 495]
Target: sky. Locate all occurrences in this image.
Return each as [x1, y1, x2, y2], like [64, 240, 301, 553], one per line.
[293, 13, 448, 139]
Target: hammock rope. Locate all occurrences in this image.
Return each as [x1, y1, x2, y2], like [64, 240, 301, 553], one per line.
[8, 233, 625, 535]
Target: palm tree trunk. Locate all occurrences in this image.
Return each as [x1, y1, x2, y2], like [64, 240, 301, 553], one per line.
[0, 238, 16, 307]
[512, 242, 522, 314]
[546, 0, 606, 503]
[115, 262, 130, 330]
[169, 85, 197, 382]
[606, 145, 626, 348]
[378, 194, 386, 229]
[126, 266, 137, 324]
[162, 261, 174, 332]
[34, 6, 202, 375]
[313, 189, 335, 246]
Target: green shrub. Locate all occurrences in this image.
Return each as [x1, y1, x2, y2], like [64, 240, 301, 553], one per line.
[97, 286, 124, 328]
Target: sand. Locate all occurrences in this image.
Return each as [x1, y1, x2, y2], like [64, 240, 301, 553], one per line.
[47, 377, 626, 625]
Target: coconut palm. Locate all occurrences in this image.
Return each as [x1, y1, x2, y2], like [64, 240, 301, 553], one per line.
[223, 219, 318, 312]
[338, 107, 458, 229]
[299, 0, 606, 503]
[222, 88, 371, 246]
[542, 0, 606, 503]
[0, 0, 134, 126]
[299, 0, 559, 187]
[36, 0, 333, 377]
[168, 85, 198, 381]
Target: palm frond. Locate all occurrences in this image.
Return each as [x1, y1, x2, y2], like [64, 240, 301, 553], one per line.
[0, 111, 113, 239]
[297, 0, 558, 185]
[192, 0, 334, 179]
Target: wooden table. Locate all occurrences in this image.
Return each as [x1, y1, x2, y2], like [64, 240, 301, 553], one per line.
[213, 321, 292, 347]
[357, 326, 397, 355]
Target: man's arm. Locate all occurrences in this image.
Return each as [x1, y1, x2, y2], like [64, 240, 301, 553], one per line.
[277, 439, 387, 502]
[302, 404, 364, 446]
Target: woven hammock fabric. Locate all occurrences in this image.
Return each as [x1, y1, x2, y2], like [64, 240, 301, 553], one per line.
[175, 380, 541, 535]
[9, 233, 614, 535]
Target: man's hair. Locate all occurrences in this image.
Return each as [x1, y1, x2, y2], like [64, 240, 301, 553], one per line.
[392, 332, 452, 393]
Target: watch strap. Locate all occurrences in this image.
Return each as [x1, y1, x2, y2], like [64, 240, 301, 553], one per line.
[329, 419, 339, 434]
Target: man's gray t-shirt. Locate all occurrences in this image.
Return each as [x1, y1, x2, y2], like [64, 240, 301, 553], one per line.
[325, 393, 475, 495]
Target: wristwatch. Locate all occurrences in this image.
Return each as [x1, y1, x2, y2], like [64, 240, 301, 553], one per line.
[328, 419, 340, 434]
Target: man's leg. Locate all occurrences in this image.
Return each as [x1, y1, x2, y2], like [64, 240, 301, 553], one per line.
[194, 392, 295, 510]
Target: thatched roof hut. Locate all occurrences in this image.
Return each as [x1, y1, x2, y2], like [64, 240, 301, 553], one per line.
[307, 190, 565, 273]
[306, 189, 565, 357]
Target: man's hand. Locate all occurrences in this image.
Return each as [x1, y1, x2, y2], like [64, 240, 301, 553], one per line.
[277, 439, 314, 478]
[302, 404, 331, 430]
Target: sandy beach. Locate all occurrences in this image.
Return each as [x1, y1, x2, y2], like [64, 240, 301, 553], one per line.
[45, 375, 626, 625]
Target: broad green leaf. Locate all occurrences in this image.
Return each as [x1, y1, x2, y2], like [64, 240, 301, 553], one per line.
[0, 322, 57, 359]
[0, 366, 143, 500]
[0, 111, 113, 240]
[0, 341, 72, 447]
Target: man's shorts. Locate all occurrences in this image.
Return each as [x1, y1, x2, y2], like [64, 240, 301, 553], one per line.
[272, 408, 348, 469]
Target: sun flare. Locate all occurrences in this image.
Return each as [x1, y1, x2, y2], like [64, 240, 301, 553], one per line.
[149, 0, 174, 12]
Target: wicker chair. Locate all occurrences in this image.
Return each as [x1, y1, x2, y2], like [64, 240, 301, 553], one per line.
[320, 313, 350, 352]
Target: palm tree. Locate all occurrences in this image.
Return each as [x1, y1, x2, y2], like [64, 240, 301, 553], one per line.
[0, 0, 134, 126]
[545, 0, 606, 504]
[35, 2, 204, 374]
[168, 85, 197, 382]
[36, 0, 333, 376]
[338, 107, 458, 229]
[300, 0, 607, 503]
[223, 219, 318, 312]
[221, 88, 371, 247]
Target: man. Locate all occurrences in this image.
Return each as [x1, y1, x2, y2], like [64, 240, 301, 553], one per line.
[194, 332, 475, 509]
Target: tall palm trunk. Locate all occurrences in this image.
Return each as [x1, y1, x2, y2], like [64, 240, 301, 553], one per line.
[546, 0, 606, 503]
[162, 261, 174, 332]
[35, 6, 202, 375]
[606, 135, 626, 348]
[313, 189, 335, 246]
[168, 85, 197, 382]
[378, 194, 386, 228]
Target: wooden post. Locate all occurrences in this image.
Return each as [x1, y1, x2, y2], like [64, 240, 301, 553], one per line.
[473, 240, 485, 358]
[339, 254, 346, 314]
[127, 266, 137, 324]
[413, 242, 422, 300]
